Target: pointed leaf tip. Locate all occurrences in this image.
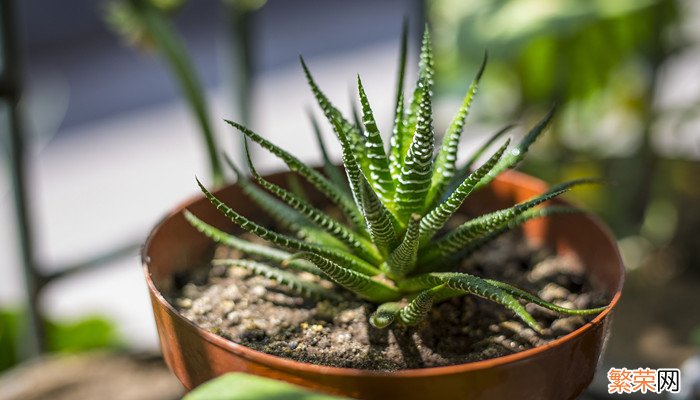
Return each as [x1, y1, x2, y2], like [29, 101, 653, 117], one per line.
[476, 51, 488, 81]
[223, 153, 242, 178]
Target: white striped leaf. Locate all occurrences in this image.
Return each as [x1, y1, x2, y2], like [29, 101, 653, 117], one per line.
[196, 178, 380, 276]
[385, 214, 421, 278]
[357, 75, 394, 204]
[288, 252, 400, 303]
[426, 53, 487, 209]
[418, 139, 510, 246]
[225, 119, 366, 230]
[213, 259, 340, 301]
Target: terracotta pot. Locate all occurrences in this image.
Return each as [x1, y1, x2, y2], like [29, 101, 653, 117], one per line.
[143, 169, 624, 400]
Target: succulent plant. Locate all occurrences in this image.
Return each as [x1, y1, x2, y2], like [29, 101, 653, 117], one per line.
[185, 27, 608, 332]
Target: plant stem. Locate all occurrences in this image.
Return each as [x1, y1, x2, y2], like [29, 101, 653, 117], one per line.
[130, 0, 224, 186]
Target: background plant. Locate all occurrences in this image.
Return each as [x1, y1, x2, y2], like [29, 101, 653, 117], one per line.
[106, 0, 267, 186]
[187, 27, 607, 331]
[429, 0, 700, 367]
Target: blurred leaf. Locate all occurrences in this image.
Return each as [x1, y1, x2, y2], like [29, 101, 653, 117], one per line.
[105, 0, 185, 50]
[558, 162, 605, 209]
[434, 0, 659, 59]
[184, 373, 346, 400]
[691, 325, 700, 347]
[0, 308, 122, 373]
[432, 0, 682, 242]
[221, 0, 267, 11]
[641, 198, 678, 245]
[0, 309, 20, 372]
[149, 0, 185, 10]
[517, 37, 557, 100]
[106, 1, 155, 49]
[106, 0, 224, 185]
[431, 0, 672, 106]
[46, 316, 122, 353]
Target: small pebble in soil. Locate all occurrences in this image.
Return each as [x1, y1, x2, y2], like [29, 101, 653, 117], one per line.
[176, 298, 192, 309]
[539, 283, 569, 302]
[550, 316, 586, 336]
[226, 311, 241, 325]
[250, 285, 266, 297]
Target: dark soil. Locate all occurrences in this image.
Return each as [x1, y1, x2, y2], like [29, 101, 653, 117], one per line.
[169, 232, 608, 371]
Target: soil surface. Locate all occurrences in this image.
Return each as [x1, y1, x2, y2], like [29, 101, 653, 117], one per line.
[169, 232, 608, 371]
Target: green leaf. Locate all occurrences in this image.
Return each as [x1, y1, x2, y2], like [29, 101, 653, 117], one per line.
[369, 302, 402, 329]
[385, 214, 421, 278]
[419, 139, 510, 245]
[397, 272, 444, 292]
[308, 110, 347, 190]
[484, 279, 608, 316]
[213, 259, 341, 301]
[427, 53, 487, 209]
[440, 273, 541, 332]
[398, 284, 445, 325]
[195, 178, 380, 276]
[350, 94, 363, 132]
[224, 155, 346, 249]
[286, 173, 310, 202]
[46, 316, 122, 354]
[442, 124, 515, 201]
[420, 179, 595, 264]
[288, 252, 401, 303]
[357, 75, 394, 204]
[225, 119, 365, 229]
[124, 0, 223, 185]
[475, 107, 555, 190]
[244, 143, 382, 264]
[389, 20, 410, 179]
[358, 175, 400, 257]
[389, 91, 406, 180]
[394, 81, 435, 219]
[328, 114, 366, 217]
[299, 57, 368, 172]
[461, 124, 515, 177]
[404, 273, 541, 332]
[443, 206, 585, 265]
[348, 98, 370, 176]
[417, 206, 585, 274]
[397, 28, 434, 175]
[225, 154, 310, 229]
[184, 373, 346, 400]
[0, 309, 19, 372]
[184, 210, 324, 276]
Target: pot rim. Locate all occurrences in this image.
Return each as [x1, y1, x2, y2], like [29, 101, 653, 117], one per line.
[142, 170, 624, 378]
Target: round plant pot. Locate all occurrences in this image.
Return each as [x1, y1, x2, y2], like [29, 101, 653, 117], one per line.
[143, 169, 624, 400]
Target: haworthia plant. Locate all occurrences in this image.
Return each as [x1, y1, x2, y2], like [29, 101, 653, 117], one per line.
[187, 27, 609, 332]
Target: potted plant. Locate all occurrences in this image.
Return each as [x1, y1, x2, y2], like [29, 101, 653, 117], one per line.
[143, 27, 624, 399]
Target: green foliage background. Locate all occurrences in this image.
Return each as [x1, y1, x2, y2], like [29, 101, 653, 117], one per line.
[429, 0, 700, 365]
[0, 309, 121, 373]
[430, 0, 697, 263]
